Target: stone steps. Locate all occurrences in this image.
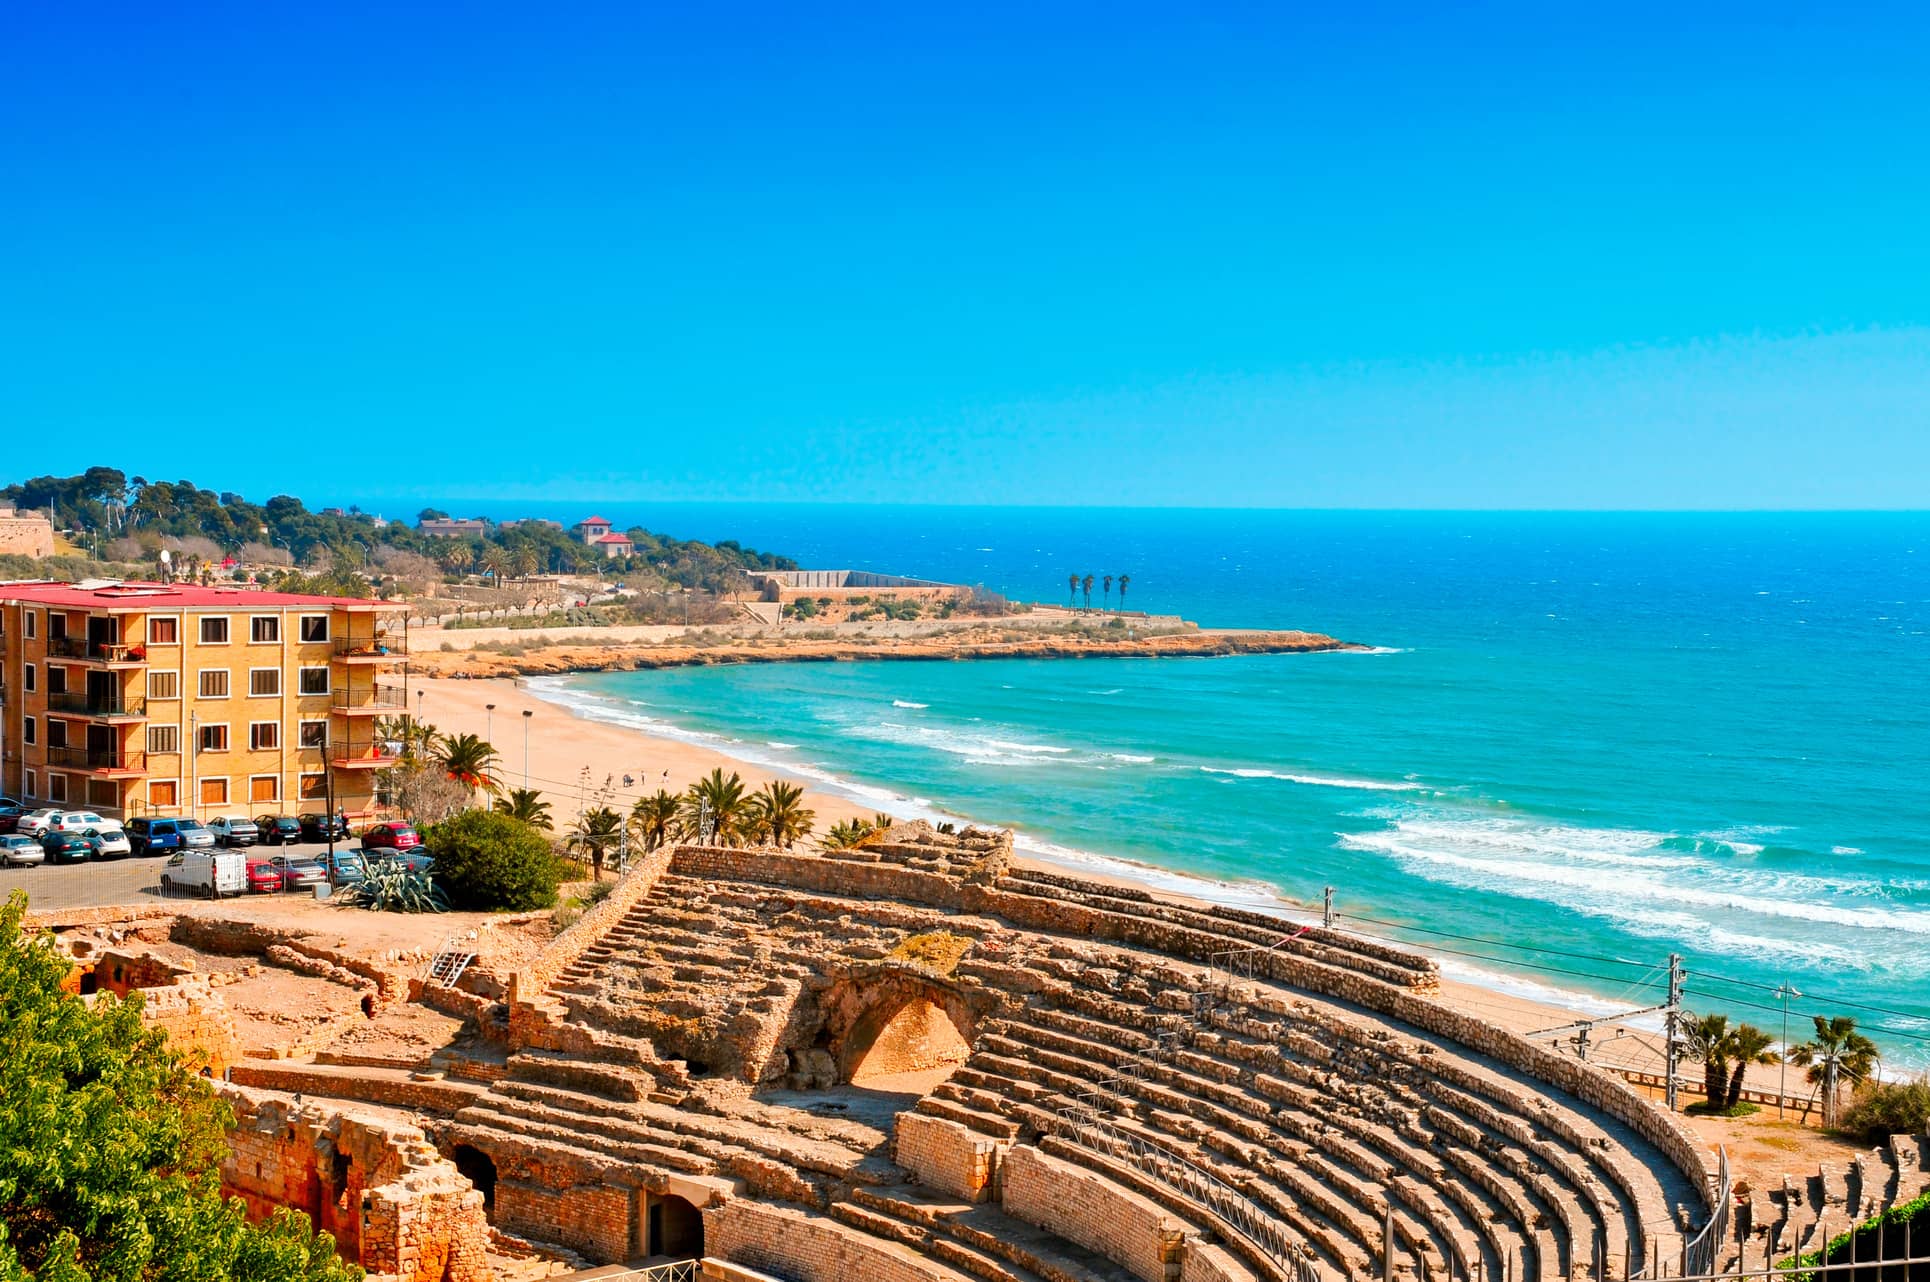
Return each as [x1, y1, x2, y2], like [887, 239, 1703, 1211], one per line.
[843, 1185, 1143, 1282]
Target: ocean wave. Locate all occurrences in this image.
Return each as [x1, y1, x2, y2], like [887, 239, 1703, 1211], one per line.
[1199, 765, 1425, 792]
[1832, 845, 1865, 856]
[1109, 753, 1156, 764]
[891, 699, 929, 709]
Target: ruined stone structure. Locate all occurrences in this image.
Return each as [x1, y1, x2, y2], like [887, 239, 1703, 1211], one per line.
[0, 505, 56, 557]
[424, 824, 1720, 1282]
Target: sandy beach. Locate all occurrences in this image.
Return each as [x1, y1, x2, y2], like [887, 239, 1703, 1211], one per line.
[416, 671, 1848, 1179]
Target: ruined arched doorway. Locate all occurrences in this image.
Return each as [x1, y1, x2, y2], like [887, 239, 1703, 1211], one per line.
[647, 1193, 703, 1258]
[839, 984, 975, 1088]
[451, 1145, 497, 1216]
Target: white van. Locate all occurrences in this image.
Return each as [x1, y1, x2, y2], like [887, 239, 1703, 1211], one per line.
[159, 850, 248, 900]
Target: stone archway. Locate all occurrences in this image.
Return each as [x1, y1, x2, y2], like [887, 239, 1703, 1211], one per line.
[646, 1193, 704, 1258]
[451, 1144, 497, 1216]
[827, 973, 982, 1088]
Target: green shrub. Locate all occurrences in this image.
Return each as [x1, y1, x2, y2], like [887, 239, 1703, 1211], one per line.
[421, 809, 563, 911]
[1836, 1076, 1930, 1145]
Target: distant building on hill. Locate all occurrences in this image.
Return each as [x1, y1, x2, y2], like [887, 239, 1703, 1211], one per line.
[571, 515, 614, 545]
[0, 507, 56, 558]
[418, 518, 488, 539]
[747, 568, 969, 604]
[592, 532, 635, 560]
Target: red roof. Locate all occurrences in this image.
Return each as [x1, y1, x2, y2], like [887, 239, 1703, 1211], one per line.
[593, 532, 634, 545]
[0, 581, 396, 610]
[577, 516, 612, 527]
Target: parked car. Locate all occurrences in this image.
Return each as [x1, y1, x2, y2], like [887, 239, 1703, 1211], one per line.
[361, 822, 421, 851]
[14, 808, 63, 837]
[42, 831, 101, 864]
[207, 816, 261, 848]
[321, 849, 368, 884]
[126, 816, 216, 857]
[298, 812, 352, 843]
[0, 834, 45, 866]
[368, 848, 434, 873]
[253, 814, 302, 846]
[269, 854, 328, 890]
[244, 859, 286, 893]
[86, 827, 132, 859]
[0, 804, 29, 834]
[20, 809, 122, 838]
[159, 850, 248, 899]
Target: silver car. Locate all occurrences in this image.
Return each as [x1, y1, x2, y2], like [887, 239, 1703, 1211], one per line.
[0, 834, 44, 866]
[269, 854, 327, 889]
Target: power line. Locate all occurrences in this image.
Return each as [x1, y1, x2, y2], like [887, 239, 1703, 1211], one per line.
[1679, 986, 1930, 1047]
[1679, 970, 1930, 1027]
[1338, 911, 1662, 971]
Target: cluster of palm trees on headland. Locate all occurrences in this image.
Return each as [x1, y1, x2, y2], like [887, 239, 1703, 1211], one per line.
[1684, 1010, 1878, 1125]
[1067, 572, 1130, 611]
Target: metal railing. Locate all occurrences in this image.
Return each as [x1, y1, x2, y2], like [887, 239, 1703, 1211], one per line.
[331, 689, 408, 711]
[587, 1261, 700, 1282]
[46, 692, 146, 717]
[46, 637, 141, 662]
[1677, 1148, 1733, 1279]
[45, 746, 145, 771]
[332, 638, 408, 659]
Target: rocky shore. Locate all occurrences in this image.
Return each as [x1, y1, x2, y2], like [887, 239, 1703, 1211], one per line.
[409, 625, 1364, 679]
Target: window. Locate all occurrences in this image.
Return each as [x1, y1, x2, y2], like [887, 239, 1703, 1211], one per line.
[22, 664, 34, 693]
[47, 720, 68, 750]
[199, 777, 229, 806]
[148, 725, 180, 755]
[24, 612, 36, 639]
[23, 770, 35, 799]
[47, 613, 67, 641]
[298, 720, 327, 749]
[250, 616, 279, 644]
[299, 773, 327, 800]
[249, 776, 279, 804]
[300, 615, 329, 643]
[148, 617, 179, 645]
[87, 780, 117, 807]
[199, 616, 229, 645]
[149, 780, 177, 808]
[197, 669, 230, 699]
[248, 668, 281, 698]
[46, 666, 66, 696]
[22, 717, 34, 745]
[148, 670, 179, 700]
[249, 722, 280, 751]
[297, 667, 329, 696]
[48, 774, 68, 803]
[198, 723, 229, 753]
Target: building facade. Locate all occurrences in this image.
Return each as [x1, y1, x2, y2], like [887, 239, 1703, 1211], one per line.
[0, 582, 407, 820]
[0, 507, 56, 558]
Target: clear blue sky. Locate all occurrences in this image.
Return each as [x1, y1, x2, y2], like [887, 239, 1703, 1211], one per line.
[4, 3, 1927, 508]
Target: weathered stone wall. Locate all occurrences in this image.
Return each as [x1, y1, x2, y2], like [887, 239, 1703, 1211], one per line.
[0, 510, 55, 557]
[218, 1084, 492, 1282]
[1001, 1144, 1184, 1282]
[508, 844, 674, 1013]
[893, 1111, 1002, 1202]
[132, 979, 243, 1073]
[495, 1180, 632, 1264]
[169, 918, 410, 1010]
[227, 1062, 482, 1113]
[704, 1201, 959, 1282]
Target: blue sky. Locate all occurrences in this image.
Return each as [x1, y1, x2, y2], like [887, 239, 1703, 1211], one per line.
[4, 3, 1927, 508]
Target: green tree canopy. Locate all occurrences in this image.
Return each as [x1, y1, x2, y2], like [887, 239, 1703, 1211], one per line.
[0, 892, 359, 1282]
[421, 809, 563, 911]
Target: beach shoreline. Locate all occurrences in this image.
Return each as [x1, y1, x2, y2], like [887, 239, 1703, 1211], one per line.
[415, 671, 1831, 1135]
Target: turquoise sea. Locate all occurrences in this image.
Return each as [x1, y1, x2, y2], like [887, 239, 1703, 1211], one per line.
[498, 507, 1930, 1070]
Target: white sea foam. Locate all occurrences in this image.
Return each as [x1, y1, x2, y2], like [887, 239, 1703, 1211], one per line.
[1832, 845, 1865, 856]
[891, 699, 929, 709]
[1199, 766, 1424, 792]
[1109, 753, 1156, 764]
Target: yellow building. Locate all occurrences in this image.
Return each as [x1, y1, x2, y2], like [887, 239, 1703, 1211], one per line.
[0, 582, 408, 820]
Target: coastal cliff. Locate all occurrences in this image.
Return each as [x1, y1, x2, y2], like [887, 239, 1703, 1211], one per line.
[409, 627, 1365, 679]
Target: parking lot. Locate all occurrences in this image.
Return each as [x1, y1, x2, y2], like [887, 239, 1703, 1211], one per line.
[0, 838, 376, 911]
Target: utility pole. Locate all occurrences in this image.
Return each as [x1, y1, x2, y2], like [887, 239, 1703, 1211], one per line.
[1323, 886, 1336, 930]
[521, 709, 532, 789]
[1664, 952, 1684, 1112]
[1776, 983, 1802, 1119]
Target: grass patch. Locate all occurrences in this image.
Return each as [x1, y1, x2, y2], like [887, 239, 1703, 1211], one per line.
[889, 931, 973, 975]
[1686, 1100, 1761, 1118]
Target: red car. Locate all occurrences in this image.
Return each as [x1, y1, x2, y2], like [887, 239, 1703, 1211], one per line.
[361, 822, 421, 851]
[245, 859, 287, 893]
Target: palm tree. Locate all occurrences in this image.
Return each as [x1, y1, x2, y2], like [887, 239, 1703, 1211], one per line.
[745, 781, 815, 848]
[435, 732, 502, 795]
[822, 819, 873, 850]
[434, 542, 469, 574]
[511, 543, 540, 580]
[1102, 574, 1113, 609]
[628, 789, 681, 852]
[1725, 1023, 1781, 1111]
[681, 768, 749, 846]
[1117, 573, 1130, 610]
[1081, 574, 1094, 609]
[1067, 573, 1079, 607]
[1684, 1013, 1735, 1107]
[493, 787, 553, 830]
[480, 545, 511, 583]
[1791, 1015, 1880, 1128]
[566, 806, 626, 880]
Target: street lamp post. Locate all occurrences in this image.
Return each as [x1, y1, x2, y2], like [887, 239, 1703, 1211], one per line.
[1776, 983, 1802, 1118]
[485, 703, 495, 745]
[521, 710, 532, 789]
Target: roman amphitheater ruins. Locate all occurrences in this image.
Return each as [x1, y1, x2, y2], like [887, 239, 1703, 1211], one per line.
[32, 824, 1930, 1282]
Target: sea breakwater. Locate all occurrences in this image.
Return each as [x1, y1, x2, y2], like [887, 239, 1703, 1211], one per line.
[409, 626, 1364, 679]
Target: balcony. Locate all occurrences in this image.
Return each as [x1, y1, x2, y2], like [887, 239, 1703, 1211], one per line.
[329, 737, 401, 769]
[332, 638, 407, 665]
[46, 637, 146, 666]
[331, 689, 408, 717]
[46, 693, 148, 720]
[45, 746, 147, 775]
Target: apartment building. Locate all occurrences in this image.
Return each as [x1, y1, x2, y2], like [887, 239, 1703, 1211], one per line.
[0, 582, 408, 820]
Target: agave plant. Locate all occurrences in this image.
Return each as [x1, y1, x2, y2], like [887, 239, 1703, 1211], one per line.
[341, 863, 448, 913]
